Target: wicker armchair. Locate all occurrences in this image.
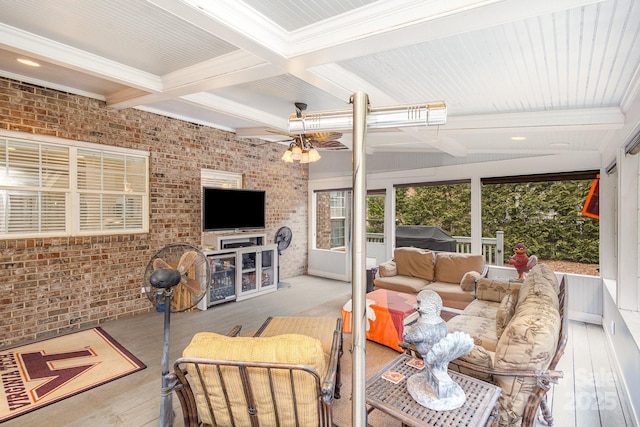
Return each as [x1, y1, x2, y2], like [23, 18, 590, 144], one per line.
[172, 317, 342, 427]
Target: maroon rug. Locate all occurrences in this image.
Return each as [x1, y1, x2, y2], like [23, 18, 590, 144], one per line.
[0, 327, 145, 422]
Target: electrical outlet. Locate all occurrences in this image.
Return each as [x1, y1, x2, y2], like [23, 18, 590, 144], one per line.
[610, 320, 616, 335]
[141, 287, 146, 295]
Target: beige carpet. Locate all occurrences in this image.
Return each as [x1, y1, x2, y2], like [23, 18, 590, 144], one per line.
[296, 295, 403, 427]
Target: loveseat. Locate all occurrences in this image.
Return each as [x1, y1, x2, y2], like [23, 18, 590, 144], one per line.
[373, 247, 486, 309]
[446, 263, 568, 427]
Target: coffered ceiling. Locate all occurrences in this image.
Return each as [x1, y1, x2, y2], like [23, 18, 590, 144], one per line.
[1, 0, 639, 171]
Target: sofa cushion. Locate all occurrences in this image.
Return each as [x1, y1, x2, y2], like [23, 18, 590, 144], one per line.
[394, 247, 435, 281]
[476, 278, 521, 303]
[434, 252, 484, 284]
[183, 332, 326, 426]
[460, 270, 481, 291]
[424, 281, 476, 310]
[462, 299, 500, 319]
[495, 291, 518, 338]
[517, 264, 560, 310]
[493, 293, 561, 427]
[494, 297, 560, 372]
[446, 314, 499, 352]
[378, 260, 397, 277]
[374, 275, 430, 294]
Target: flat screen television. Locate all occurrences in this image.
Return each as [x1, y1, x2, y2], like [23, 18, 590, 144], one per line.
[202, 187, 266, 231]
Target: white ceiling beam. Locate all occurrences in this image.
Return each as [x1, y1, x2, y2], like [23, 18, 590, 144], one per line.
[180, 92, 289, 129]
[443, 108, 625, 130]
[0, 23, 161, 91]
[108, 53, 281, 109]
[286, 0, 607, 65]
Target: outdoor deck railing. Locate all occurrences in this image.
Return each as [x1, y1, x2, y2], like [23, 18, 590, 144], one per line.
[453, 231, 504, 266]
[366, 230, 504, 265]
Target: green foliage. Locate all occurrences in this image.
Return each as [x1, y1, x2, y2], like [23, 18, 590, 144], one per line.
[366, 194, 385, 234]
[481, 180, 598, 263]
[395, 183, 471, 235]
[392, 179, 599, 264]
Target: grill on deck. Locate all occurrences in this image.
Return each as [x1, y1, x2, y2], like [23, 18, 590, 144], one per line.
[395, 225, 456, 252]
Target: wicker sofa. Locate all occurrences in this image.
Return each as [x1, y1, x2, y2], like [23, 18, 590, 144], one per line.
[373, 247, 486, 309]
[446, 264, 568, 427]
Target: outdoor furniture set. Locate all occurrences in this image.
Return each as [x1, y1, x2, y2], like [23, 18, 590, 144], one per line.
[167, 253, 567, 427]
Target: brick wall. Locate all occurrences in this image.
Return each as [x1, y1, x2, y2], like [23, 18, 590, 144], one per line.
[0, 77, 308, 347]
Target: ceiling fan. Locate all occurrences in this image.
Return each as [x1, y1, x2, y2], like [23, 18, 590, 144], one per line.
[269, 102, 349, 152]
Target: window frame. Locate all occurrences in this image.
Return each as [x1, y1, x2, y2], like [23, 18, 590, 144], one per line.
[0, 130, 150, 238]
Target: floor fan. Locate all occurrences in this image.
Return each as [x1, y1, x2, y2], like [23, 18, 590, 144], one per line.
[274, 226, 292, 289]
[142, 243, 211, 427]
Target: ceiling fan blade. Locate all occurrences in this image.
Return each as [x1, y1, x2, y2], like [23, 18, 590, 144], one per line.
[177, 251, 198, 273]
[153, 258, 171, 270]
[266, 129, 298, 138]
[312, 140, 349, 150]
[306, 131, 342, 141]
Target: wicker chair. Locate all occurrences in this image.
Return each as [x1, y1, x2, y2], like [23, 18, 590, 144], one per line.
[172, 317, 342, 427]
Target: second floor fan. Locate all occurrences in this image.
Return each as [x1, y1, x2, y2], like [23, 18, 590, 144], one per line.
[274, 226, 292, 289]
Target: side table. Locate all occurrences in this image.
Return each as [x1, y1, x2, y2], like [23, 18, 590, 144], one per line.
[341, 289, 418, 351]
[366, 353, 501, 427]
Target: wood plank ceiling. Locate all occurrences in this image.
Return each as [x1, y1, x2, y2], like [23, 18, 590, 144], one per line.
[0, 0, 639, 174]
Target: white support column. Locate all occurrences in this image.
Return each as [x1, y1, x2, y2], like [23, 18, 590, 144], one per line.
[351, 91, 369, 426]
[470, 176, 482, 254]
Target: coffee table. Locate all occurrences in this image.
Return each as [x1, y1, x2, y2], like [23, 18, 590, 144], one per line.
[366, 353, 501, 427]
[341, 289, 418, 351]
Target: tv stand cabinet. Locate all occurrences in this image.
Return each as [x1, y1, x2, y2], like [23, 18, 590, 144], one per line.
[202, 232, 267, 250]
[200, 241, 277, 309]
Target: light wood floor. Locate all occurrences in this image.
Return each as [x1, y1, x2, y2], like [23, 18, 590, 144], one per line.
[3, 275, 636, 427]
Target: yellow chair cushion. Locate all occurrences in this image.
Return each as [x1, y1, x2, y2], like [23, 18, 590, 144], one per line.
[183, 332, 326, 426]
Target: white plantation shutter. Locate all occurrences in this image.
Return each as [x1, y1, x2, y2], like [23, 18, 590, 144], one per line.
[1, 138, 69, 235]
[201, 169, 242, 189]
[0, 133, 149, 238]
[77, 149, 147, 233]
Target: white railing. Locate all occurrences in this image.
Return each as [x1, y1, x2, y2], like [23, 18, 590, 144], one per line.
[453, 231, 504, 266]
[366, 232, 385, 243]
[367, 230, 504, 265]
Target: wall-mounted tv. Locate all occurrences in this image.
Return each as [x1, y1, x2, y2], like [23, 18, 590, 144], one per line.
[202, 187, 266, 231]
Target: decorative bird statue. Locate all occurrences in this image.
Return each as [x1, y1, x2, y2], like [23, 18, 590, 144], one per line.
[508, 243, 538, 280]
[402, 290, 474, 410]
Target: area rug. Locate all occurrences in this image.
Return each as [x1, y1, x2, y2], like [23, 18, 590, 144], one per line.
[0, 327, 146, 422]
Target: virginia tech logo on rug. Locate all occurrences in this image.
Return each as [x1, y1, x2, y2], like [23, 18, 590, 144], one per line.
[0, 328, 145, 422]
[1, 348, 98, 410]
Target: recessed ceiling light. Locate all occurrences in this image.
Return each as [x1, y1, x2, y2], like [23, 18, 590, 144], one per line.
[510, 136, 527, 141]
[17, 58, 40, 67]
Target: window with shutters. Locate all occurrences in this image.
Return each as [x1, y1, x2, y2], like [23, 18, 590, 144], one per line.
[0, 132, 149, 238]
[201, 169, 243, 189]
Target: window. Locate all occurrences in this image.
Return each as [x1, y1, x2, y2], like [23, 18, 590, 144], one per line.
[315, 190, 351, 251]
[367, 191, 385, 243]
[0, 133, 149, 238]
[481, 172, 599, 268]
[201, 169, 242, 189]
[395, 181, 471, 236]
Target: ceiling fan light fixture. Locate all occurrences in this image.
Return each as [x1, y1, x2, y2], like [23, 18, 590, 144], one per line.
[300, 152, 310, 163]
[281, 149, 293, 162]
[308, 147, 321, 162]
[290, 145, 303, 160]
